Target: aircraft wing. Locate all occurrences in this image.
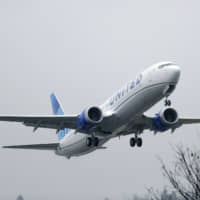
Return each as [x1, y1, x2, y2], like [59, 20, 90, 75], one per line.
[178, 118, 200, 125]
[0, 115, 78, 131]
[3, 143, 59, 150]
[121, 115, 200, 135]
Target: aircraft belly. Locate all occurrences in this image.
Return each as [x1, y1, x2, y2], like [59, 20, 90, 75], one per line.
[73, 138, 109, 157]
[120, 84, 166, 120]
[104, 83, 167, 133]
[61, 137, 88, 156]
[58, 135, 109, 157]
[143, 84, 166, 108]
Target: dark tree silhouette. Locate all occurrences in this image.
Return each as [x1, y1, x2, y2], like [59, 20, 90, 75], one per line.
[16, 195, 24, 200]
[148, 187, 180, 200]
[160, 146, 200, 200]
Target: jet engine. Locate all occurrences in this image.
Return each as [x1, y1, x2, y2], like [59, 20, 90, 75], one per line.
[77, 106, 103, 131]
[153, 107, 179, 132]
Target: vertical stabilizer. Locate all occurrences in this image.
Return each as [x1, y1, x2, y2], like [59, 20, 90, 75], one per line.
[50, 93, 70, 140]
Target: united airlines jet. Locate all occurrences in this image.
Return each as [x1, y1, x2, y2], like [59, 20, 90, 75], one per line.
[1, 62, 200, 159]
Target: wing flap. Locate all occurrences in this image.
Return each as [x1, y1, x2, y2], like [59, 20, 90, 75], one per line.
[3, 143, 59, 150]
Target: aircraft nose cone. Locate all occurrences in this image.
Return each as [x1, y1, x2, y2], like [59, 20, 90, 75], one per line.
[171, 65, 181, 83]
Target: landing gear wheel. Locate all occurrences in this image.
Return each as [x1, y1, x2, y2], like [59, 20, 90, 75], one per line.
[93, 137, 99, 147]
[136, 138, 143, 147]
[86, 137, 92, 147]
[130, 138, 136, 147]
[165, 99, 171, 106]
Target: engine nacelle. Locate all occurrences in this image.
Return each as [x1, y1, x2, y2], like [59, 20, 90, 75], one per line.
[77, 106, 103, 131]
[153, 107, 179, 132]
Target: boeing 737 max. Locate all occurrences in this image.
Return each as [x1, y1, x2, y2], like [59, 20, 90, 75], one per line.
[1, 62, 200, 159]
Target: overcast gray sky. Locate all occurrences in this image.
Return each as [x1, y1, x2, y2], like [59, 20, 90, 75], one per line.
[0, 0, 200, 199]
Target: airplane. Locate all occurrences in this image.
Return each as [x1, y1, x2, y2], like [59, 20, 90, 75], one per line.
[1, 61, 200, 159]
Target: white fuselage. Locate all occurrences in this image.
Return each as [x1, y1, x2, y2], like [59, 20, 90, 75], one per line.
[56, 62, 181, 158]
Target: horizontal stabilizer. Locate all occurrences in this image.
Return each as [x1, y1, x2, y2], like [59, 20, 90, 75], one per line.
[3, 143, 59, 150]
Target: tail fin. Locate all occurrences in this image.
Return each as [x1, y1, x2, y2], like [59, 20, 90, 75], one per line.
[50, 93, 65, 115]
[50, 93, 70, 140]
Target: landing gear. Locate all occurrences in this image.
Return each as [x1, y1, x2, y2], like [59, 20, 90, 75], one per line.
[86, 137, 99, 147]
[86, 137, 92, 147]
[165, 99, 171, 107]
[93, 137, 99, 147]
[136, 138, 143, 147]
[129, 137, 143, 148]
[130, 138, 136, 147]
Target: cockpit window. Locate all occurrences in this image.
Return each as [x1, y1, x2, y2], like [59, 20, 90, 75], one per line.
[158, 63, 174, 69]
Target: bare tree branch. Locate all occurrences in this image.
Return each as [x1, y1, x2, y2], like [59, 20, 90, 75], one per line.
[160, 146, 200, 200]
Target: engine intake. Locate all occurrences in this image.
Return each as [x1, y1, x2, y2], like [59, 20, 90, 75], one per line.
[162, 107, 178, 125]
[77, 106, 103, 131]
[88, 107, 102, 122]
[153, 107, 179, 132]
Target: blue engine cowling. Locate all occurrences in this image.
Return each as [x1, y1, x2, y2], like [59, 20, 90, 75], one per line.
[77, 106, 103, 131]
[153, 107, 179, 132]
